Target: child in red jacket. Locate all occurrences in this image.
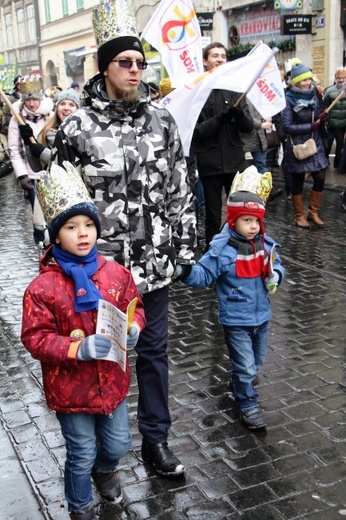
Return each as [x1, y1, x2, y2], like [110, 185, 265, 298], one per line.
[21, 162, 146, 520]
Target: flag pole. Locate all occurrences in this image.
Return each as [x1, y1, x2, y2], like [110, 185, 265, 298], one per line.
[233, 48, 279, 108]
[0, 86, 36, 143]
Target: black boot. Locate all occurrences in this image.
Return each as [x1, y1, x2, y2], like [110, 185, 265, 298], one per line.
[91, 468, 122, 503]
[69, 509, 96, 520]
[141, 440, 184, 476]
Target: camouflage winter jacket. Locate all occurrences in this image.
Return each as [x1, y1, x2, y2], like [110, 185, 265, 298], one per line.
[52, 75, 197, 295]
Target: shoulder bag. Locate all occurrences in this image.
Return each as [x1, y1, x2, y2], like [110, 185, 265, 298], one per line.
[289, 113, 317, 161]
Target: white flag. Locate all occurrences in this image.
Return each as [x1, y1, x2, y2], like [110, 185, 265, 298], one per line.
[141, 0, 203, 85]
[246, 41, 286, 120]
[161, 42, 286, 155]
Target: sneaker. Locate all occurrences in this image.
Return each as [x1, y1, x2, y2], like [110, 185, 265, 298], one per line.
[141, 440, 185, 476]
[91, 469, 122, 503]
[240, 407, 266, 430]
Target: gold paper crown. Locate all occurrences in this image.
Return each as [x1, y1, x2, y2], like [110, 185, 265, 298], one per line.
[92, 0, 139, 49]
[230, 166, 272, 204]
[36, 162, 92, 225]
[336, 67, 346, 78]
[19, 75, 41, 96]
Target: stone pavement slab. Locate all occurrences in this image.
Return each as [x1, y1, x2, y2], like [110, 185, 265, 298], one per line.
[0, 171, 345, 519]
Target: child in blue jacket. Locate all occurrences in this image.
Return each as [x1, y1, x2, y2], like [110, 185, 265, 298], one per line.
[177, 190, 284, 430]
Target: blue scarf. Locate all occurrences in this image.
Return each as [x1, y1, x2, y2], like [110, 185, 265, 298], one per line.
[286, 86, 316, 113]
[53, 245, 103, 313]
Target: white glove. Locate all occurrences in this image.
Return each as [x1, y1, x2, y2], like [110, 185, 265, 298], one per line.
[265, 271, 279, 294]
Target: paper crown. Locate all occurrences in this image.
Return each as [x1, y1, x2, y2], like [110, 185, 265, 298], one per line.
[36, 162, 92, 225]
[92, 0, 139, 49]
[335, 67, 346, 78]
[19, 75, 42, 99]
[230, 166, 272, 204]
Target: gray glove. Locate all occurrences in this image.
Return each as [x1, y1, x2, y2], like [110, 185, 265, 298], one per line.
[77, 334, 112, 360]
[127, 325, 140, 349]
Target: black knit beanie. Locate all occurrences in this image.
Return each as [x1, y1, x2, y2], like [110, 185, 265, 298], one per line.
[97, 36, 145, 75]
[48, 202, 101, 244]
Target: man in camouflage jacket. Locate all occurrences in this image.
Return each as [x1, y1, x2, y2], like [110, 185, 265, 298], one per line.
[51, 36, 197, 478]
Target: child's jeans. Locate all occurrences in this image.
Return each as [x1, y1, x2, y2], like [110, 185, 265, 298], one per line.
[57, 399, 130, 513]
[223, 322, 269, 413]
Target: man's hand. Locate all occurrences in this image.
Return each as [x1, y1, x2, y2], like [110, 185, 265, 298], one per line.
[311, 121, 320, 131]
[220, 106, 244, 124]
[77, 334, 112, 360]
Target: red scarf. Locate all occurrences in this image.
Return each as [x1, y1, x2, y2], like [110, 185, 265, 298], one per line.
[228, 236, 269, 279]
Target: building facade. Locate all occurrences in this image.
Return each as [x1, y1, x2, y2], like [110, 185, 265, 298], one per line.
[0, 0, 345, 92]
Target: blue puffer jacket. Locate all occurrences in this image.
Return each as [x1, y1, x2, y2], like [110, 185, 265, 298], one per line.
[184, 224, 284, 327]
[282, 86, 328, 175]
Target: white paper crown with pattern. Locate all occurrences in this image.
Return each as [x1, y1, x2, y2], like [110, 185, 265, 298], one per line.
[92, 0, 145, 74]
[36, 162, 92, 224]
[230, 166, 272, 204]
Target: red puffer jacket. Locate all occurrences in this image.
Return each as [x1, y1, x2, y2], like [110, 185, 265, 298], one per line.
[21, 247, 146, 415]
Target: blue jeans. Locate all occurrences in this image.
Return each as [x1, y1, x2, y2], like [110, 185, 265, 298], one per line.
[251, 151, 267, 174]
[56, 399, 130, 512]
[223, 322, 269, 412]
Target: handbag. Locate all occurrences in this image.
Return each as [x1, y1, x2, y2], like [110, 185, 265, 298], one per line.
[290, 137, 317, 161]
[289, 113, 317, 161]
[266, 128, 280, 149]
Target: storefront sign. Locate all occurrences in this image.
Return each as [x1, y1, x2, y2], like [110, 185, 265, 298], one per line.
[281, 15, 312, 35]
[197, 12, 213, 31]
[228, 7, 290, 45]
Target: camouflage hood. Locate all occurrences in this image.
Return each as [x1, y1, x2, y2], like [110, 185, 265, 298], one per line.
[82, 73, 150, 121]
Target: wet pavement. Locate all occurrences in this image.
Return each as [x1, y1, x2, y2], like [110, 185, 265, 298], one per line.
[0, 166, 345, 520]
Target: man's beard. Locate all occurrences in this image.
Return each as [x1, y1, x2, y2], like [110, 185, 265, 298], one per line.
[116, 89, 140, 106]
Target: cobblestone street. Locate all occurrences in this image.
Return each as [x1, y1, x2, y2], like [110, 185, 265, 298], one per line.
[0, 168, 345, 519]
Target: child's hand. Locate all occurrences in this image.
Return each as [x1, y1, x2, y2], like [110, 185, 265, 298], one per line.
[77, 334, 112, 360]
[127, 324, 140, 349]
[172, 263, 192, 282]
[265, 271, 280, 294]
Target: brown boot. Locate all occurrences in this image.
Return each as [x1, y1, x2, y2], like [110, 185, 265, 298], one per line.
[292, 194, 310, 228]
[307, 190, 324, 226]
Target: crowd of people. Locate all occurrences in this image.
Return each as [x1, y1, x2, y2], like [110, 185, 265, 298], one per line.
[0, 3, 345, 517]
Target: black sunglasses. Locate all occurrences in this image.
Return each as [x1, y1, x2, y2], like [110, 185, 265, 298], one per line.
[111, 59, 148, 70]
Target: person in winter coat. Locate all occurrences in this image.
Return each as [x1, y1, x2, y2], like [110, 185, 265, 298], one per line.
[192, 42, 253, 250]
[281, 62, 329, 228]
[21, 163, 146, 520]
[7, 76, 53, 246]
[323, 67, 346, 168]
[1, 75, 22, 135]
[19, 88, 80, 170]
[175, 190, 284, 430]
[51, 0, 197, 481]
